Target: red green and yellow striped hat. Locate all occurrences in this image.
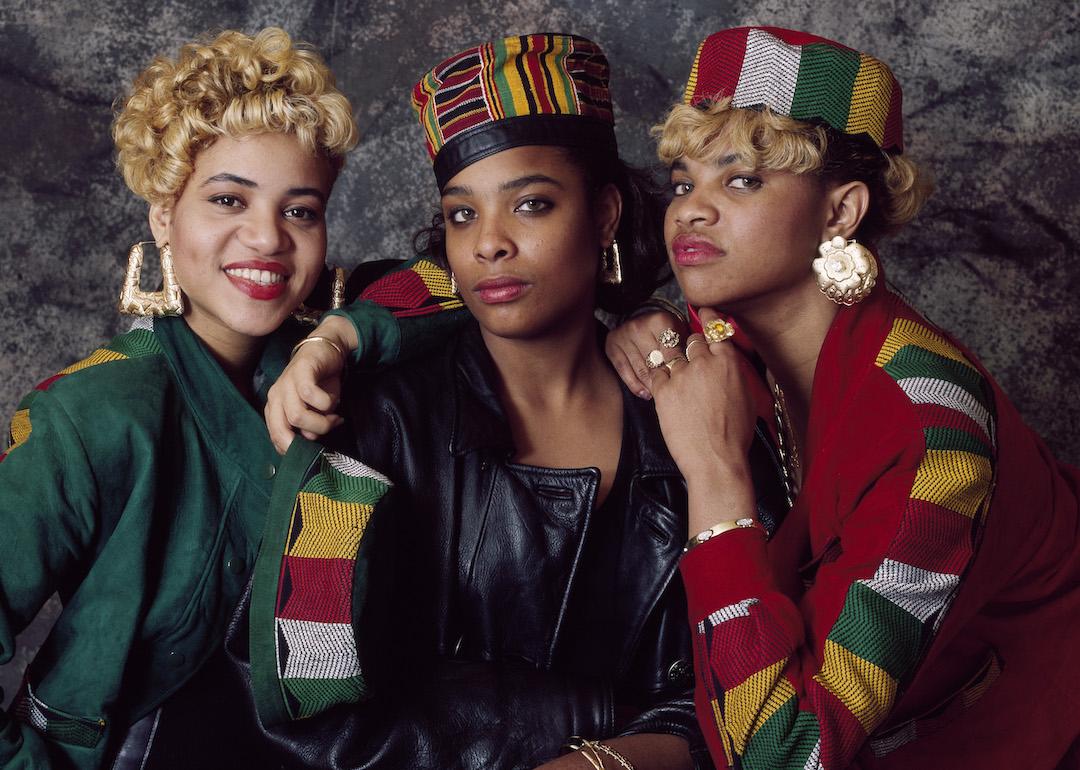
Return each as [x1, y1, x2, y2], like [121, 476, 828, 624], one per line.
[412, 33, 617, 188]
[683, 26, 904, 152]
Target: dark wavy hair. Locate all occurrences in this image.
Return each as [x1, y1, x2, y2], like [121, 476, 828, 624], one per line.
[413, 147, 670, 315]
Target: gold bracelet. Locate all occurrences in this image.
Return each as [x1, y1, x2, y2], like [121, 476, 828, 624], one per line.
[564, 736, 605, 769]
[594, 741, 635, 770]
[683, 517, 764, 553]
[290, 335, 345, 363]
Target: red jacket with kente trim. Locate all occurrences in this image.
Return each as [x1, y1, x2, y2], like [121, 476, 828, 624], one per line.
[680, 285, 1080, 769]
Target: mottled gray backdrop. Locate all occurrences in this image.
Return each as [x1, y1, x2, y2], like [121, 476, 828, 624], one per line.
[0, 0, 1077, 705]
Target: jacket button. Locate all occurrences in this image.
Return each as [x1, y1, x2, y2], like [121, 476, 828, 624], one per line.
[168, 651, 186, 668]
[227, 557, 247, 574]
[667, 659, 693, 686]
[264, 463, 277, 479]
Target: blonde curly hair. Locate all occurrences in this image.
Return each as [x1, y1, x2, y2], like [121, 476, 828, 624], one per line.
[654, 99, 932, 243]
[113, 27, 358, 205]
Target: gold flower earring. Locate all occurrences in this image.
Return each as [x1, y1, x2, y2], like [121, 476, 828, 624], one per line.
[812, 236, 878, 305]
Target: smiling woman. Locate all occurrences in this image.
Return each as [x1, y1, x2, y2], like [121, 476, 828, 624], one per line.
[0, 27, 357, 769]
[147, 132, 334, 380]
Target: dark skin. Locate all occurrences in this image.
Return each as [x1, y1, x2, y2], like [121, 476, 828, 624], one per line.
[487, 328, 624, 507]
[440, 148, 625, 506]
[444, 147, 690, 767]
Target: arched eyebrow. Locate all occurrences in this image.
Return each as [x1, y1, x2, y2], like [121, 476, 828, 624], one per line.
[286, 187, 327, 203]
[500, 174, 563, 191]
[202, 173, 256, 187]
[441, 174, 564, 198]
[200, 173, 325, 202]
[670, 154, 741, 172]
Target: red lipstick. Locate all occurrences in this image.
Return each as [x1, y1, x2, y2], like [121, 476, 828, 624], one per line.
[472, 276, 529, 304]
[223, 260, 290, 300]
[671, 234, 723, 266]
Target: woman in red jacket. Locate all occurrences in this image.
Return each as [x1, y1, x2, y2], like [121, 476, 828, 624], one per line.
[639, 26, 1080, 770]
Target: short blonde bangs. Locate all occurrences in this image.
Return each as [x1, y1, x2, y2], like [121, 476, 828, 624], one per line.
[655, 98, 827, 175]
[653, 98, 931, 240]
[113, 27, 358, 205]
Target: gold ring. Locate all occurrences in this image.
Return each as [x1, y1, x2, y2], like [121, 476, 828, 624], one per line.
[658, 328, 680, 348]
[645, 349, 666, 369]
[685, 338, 705, 359]
[703, 319, 735, 344]
[663, 355, 688, 372]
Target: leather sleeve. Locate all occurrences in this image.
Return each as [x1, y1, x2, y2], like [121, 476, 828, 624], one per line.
[617, 695, 712, 770]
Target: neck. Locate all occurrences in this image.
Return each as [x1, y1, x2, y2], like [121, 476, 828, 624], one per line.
[184, 318, 264, 401]
[481, 314, 616, 412]
[727, 279, 839, 430]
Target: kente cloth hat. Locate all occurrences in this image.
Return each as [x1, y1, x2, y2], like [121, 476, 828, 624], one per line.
[683, 26, 904, 152]
[412, 33, 617, 188]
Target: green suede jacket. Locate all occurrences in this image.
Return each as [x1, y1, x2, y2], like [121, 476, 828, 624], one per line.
[0, 258, 468, 768]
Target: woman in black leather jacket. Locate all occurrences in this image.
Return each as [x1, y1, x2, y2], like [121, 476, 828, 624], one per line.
[360, 32, 701, 769]
[246, 32, 782, 770]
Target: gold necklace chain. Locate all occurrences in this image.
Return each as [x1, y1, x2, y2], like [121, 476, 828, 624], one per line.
[771, 381, 802, 508]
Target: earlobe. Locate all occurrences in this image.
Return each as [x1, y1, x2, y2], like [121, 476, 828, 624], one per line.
[822, 181, 870, 241]
[596, 183, 623, 246]
[148, 203, 172, 244]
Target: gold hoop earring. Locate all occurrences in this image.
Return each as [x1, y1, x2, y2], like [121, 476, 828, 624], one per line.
[330, 266, 346, 309]
[449, 270, 459, 295]
[117, 241, 184, 316]
[812, 236, 878, 306]
[600, 240, 623, 285]
[294, 265, 348, 325]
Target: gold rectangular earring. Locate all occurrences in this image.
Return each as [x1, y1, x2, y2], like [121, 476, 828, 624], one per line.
[601, 239, 623, 285]
[117, 241, 184, 316]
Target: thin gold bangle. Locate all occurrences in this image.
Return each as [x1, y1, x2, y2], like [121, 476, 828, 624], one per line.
[564, 736, 605, 769]
[290, 335, 345, 362]
[594, 741, 634, 770]
[577, 746, 605, 770]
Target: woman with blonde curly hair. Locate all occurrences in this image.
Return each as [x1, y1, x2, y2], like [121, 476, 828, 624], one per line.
[607, 26, 1080, 769]
[0, 27, 357, 768]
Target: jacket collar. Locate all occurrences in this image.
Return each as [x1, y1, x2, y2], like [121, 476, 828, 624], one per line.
[804, 282, 899, 464]
[449, 322, 680, 478]
[154, 316, 280, 495]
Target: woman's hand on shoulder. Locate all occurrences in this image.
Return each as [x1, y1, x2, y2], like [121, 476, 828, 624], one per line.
[265, 316, 355, 453]
[648, 307, 757, 492]
[606, 309, 689, 399]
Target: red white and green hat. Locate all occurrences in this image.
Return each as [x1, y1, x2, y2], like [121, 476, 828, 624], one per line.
[412, 33, 617, 189]
[683, 26, 904, 152]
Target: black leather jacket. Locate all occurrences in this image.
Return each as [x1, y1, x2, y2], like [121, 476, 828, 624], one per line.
[202, 323, 781, 770]
[343, 322, 705, 761]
